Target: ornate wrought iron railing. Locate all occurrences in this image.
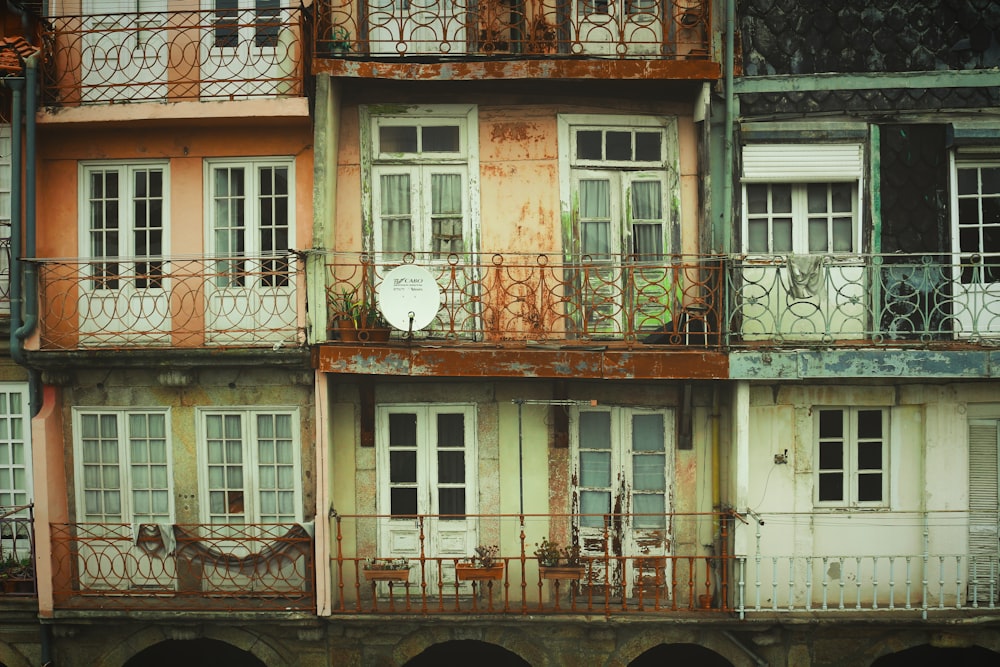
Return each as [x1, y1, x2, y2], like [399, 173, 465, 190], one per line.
[42, 8, 305, 106]
[322, 251, 723, 345]
[727, 253, 1000, 345]
[0, 236, 10, 315]
[33, 254, 304, 350]
[330, 511, 735, 615]
[50, 522, 314, 611]
[0, 504, 35, 597]
[312, 0, 711, 59]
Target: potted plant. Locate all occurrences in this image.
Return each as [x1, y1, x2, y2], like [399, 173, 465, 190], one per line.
[362, 557, 411, 583]
[0, 554, 34, 594]
[535, 537, 585, 580]
[330, 288, 391, 342]
[455, 544, 504, 581]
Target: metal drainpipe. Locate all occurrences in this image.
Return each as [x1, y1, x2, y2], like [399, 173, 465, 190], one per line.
[722, 0, 735, 254]
[7, 74, 23, 365]
[12, 54, 41, 418]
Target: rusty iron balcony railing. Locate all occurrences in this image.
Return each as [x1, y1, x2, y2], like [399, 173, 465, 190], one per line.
[0, 235, 10, 315]
[33, 253, 304, 350]
[330, 511, 735, 616]
[42, 8, 305, 106]
[313, 0, 711, 60]
[1, 504, 35, 597]
[727, 253, 1000, 346]
[322, 251, 723, 346]
[50, 522, 314, 611]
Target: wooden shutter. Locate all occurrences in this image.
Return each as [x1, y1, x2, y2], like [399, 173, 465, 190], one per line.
[968, 420, 999, 602]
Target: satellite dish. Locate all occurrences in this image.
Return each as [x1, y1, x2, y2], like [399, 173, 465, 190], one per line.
[377, 264, 441, 332]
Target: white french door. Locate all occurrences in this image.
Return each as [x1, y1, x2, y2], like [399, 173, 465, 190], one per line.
[367, 0, 466, 55]
[80, 164, 170, 346]
[82, 0, 168, 103]
[572, 406, 673, 596]
[376, 405, 478, 592]
[573, 169, 671, 336]
[574, 0, 662, 56]
[952, 159, 1000, 338]
[201, 0, 289, 99]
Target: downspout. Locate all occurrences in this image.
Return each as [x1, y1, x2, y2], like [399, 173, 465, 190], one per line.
[722, 0, 735, 255]
[7, 74, 23, 365]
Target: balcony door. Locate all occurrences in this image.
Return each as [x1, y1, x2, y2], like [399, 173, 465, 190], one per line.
[376, 405, 478, 593]
[367, 0, 466, 56]
[80, 163, 170, 347]
[82, 0, 168, 103]
[201, 0, 291, 99]
[952, 158, 1000, 338]
[205, 160, 297, 345]
[573, 0, 663, 56]
[572, 407, 674, 597]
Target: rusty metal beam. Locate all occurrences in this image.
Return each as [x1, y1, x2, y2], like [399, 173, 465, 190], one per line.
[312, 58, 722, 82]
[315, 345, 728, 380]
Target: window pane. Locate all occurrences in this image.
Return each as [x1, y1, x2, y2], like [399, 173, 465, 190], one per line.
[832, 218, 853, 252]
[437, 413, 464, 447]
[983, 167, 1000, 195]
[857, 410, 882, 439]
[747, 185, 768, 214]
[606, 131, 631, 160]
[633, 494, 666, 528]
[818, 441, 843, 471]
[380, 126, 417, 153]
[773, 219, 792, 252]
[582, 221, 610, 255]
[819, 410, 843, 438]
[389, 413, 417, 447]
[580, 451, 611, 488]
[632, 454, 665, 491]
[422, 125, 460, 152]
[390, 487, 417, 516]
[580, 490, 610, 528]
[579, 412, 611, 450]
[958, 168, 978, 195]
[748, 220, 768, 252]
[818, 472, 843, 501]
[389, 451, 416, 483]
[857, 473, 882, 502]
[634, 132, 661, 161]
[807, 184, 829, 214]
[579, 179, 610, 218]
[631, 181, 661, 220]
[857, 442, 882, 470]
[830, 183, 853, 212]
[808, 220, 828, 252]
[438, 488, 465, 515]
[771, 185, 792, 213]
[632, 414, 664, 451]
[437, 451, 465, 483]
[577, 131, 601, 160]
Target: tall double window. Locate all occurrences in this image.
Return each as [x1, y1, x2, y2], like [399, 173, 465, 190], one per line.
[364, 105, 478, 259]
[815, 407, 888, 508]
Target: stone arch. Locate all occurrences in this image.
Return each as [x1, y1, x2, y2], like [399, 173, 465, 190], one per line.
[862, 631, 1000, 666]
[870, 642, 1000, 666]
[91, 625, 291, 667]
[627, 643, 735, 667]
[393, 626, 544, 667]
[609, 628, 752, 667]
[402, 640, 530, 666]
[0, 640, 32, 667]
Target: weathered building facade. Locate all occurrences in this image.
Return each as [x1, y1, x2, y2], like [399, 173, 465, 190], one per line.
[1, 1, 1000, 666]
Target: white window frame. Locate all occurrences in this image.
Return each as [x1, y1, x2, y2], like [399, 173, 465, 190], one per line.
[951, 154, 1000, 281]
[205, 157, 294, 260]
[72, 408, 173, 523]
[740, 143, 864, 255]
[0, 383, 30, 509]
[814, 407, 889, 509]
[196, 407, 302, 525]
[361, 104, 479, 257]
[558, 114, 679, 257]
[78, 160, 170, 288]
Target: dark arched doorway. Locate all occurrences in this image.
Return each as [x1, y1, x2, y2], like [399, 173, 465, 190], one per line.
[123, 638, 267, 667]
[872, 644, 1000, 666]
[404, 640, 530, 666]
[629, 643, 735, 667]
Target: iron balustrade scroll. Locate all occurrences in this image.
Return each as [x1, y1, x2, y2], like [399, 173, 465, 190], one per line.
[42, 8, 305, 106]
[50, 522, 315, 611]
[322, 251, 723, 345]
[33, 253, 304, 350]
[313, 0, 711, 60]
[727, 253, 1000, 345]
[329, 511, 735, 616]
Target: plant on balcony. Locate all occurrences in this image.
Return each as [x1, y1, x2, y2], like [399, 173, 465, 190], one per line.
[455, 544, 504, 581]
[363, 557, 411, 583]
[331, 288, 390, 342]
[0, 554, 33, 593]
[535, 538, 585, 580]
